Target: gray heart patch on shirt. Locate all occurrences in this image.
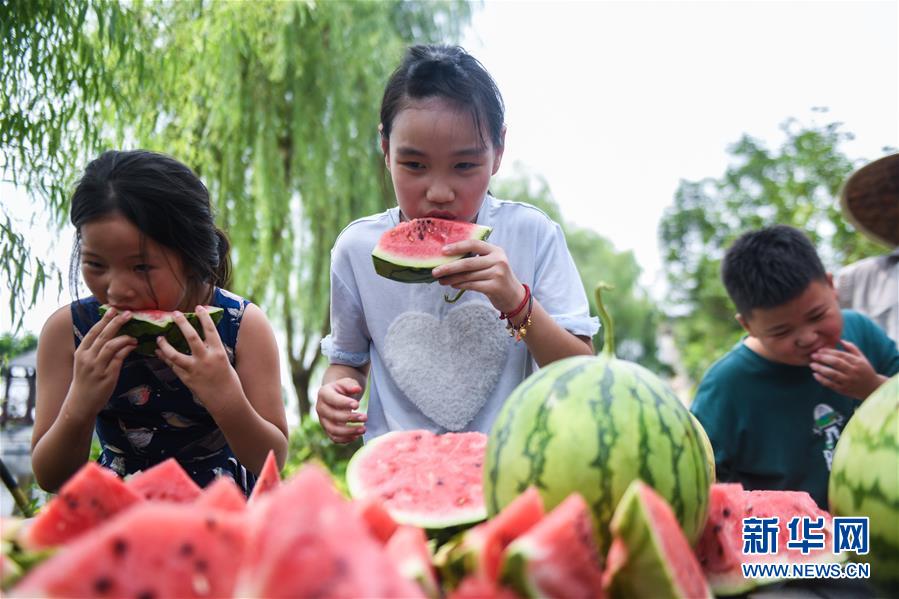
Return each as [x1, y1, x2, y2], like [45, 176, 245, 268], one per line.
[383, 302, 510, 431]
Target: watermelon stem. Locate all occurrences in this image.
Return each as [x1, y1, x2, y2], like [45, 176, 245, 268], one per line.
[444, 289, 466, 303]
[594, 282, 616, 357]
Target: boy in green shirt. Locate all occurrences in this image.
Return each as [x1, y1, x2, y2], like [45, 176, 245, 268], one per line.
[691, 225, 899, 508]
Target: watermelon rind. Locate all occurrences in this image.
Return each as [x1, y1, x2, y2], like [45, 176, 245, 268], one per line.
[484, 354, 712, 557]
[371, 219, 492, 284]
[98, 304, 224, 355]
[829, 373, 899, 596]
[445, 486, 544, 585]
[346, 431, 488, 530]
[500, 493, 605, 599]
[603, 479, 712, 599]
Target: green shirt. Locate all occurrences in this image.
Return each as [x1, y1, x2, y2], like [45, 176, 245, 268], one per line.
[691, 310, 899, 508]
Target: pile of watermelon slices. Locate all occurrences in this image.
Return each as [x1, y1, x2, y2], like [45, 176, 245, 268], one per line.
[1, 429, 863, 598]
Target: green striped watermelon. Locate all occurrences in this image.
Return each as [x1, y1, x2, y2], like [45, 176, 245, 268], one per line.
[828, 373, 899, 595]
[484, 283, 712, 556]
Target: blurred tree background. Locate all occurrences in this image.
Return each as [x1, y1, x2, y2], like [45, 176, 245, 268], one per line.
[1, 1, 890, 424]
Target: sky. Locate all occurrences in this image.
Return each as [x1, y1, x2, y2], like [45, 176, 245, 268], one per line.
[461, 0, 899, 293]
[2, 0, 898, 335]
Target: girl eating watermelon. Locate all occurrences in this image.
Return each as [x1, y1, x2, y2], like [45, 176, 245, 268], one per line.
[316, 44, 598, 444]
[31, 150, 288, 494]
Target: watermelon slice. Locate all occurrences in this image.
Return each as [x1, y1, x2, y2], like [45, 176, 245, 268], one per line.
[354, 496, 400, 544]
[126, 458, 202, 502]
[371, 217, 492, 284]
[346, 430, 488, 529]
[602, 479, 712, 599]
[695, 483, 847, 596]
[501, 493, 606, 599]
[247, 449, 281, 505]
[12, 502, 247, 598]
[193, 477, 247, 513]
[386, 525, 440, 599]
[21, 462, 143, 549]
[447, 486, 545, 584]
[235, 464, 425, 598]
[99, 304, 224, 355]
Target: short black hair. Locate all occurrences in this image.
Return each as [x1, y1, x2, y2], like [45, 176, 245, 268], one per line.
[721, 225, 827, 317]
[380, 44, 505, 149]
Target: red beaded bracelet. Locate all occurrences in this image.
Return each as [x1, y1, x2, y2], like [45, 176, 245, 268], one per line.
[499, 284, 530, 321]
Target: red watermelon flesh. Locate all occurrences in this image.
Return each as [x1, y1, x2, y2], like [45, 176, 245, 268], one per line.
[453, 486, 545, 582]
[346, 430, 488, 529]
[695, 483, 846, 596]
[354, 496, 400, 544]
[126, 458, 202, 502]
[448, 576, 522, 599]
[247, 449, 281, 505]
[386, 525, 440, 598]
[22, 462, 143, 549]
[12, 502, 247, 598]
[193, 477, 247, 513]
[602, 479, 711, 598]
[501, 493, 605, 599]
[235, 464, 425, 598]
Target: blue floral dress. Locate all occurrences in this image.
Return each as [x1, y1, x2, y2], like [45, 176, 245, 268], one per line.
[71, 287, 257, 495]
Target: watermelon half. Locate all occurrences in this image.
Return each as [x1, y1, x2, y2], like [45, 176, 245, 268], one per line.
[99, 304, 224, 355]
[603, 479, 712, 599]
[371, 217, 492, 284]
[346, 430, 488, 529]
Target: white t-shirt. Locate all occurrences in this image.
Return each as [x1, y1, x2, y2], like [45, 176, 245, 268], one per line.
[321, 194, 599, 439]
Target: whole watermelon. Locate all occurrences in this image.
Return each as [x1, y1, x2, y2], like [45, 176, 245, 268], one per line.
[829, 373, 898, 595]
[483, 283, 712, 556]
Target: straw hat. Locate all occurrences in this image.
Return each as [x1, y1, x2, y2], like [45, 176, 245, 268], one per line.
[839, 153, 899, 248]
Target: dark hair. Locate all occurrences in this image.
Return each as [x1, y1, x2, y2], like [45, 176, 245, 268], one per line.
[721, 225, 827, 317]
[380, 44, 505, 149]
[69, 150, 231, 303]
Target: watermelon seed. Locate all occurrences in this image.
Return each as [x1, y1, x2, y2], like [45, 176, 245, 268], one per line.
[713, 524, 722, 533]
[179, 542, 194, 556]
[195, 558, 208, 572]
[112, 537, 128, 557]
[63, 493, 78, 510]
[722, 508, 731, 518]
[136, 590, 156, 599]
[93, 576, 113, 594]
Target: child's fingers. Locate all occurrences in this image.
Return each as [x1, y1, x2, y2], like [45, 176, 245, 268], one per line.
[442, 239, 492, 256]
[155, 336, 192, 370]
[107, 341, 137, 374]
[83, 308, 130, 350]
[195, 306, 224, 348]
[333, 378, 363, 397]
[171, 311, 205, 354]
[325, 423, 366, 444]
[839, 339, 863, 356]
[91, 338, 136, 379]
